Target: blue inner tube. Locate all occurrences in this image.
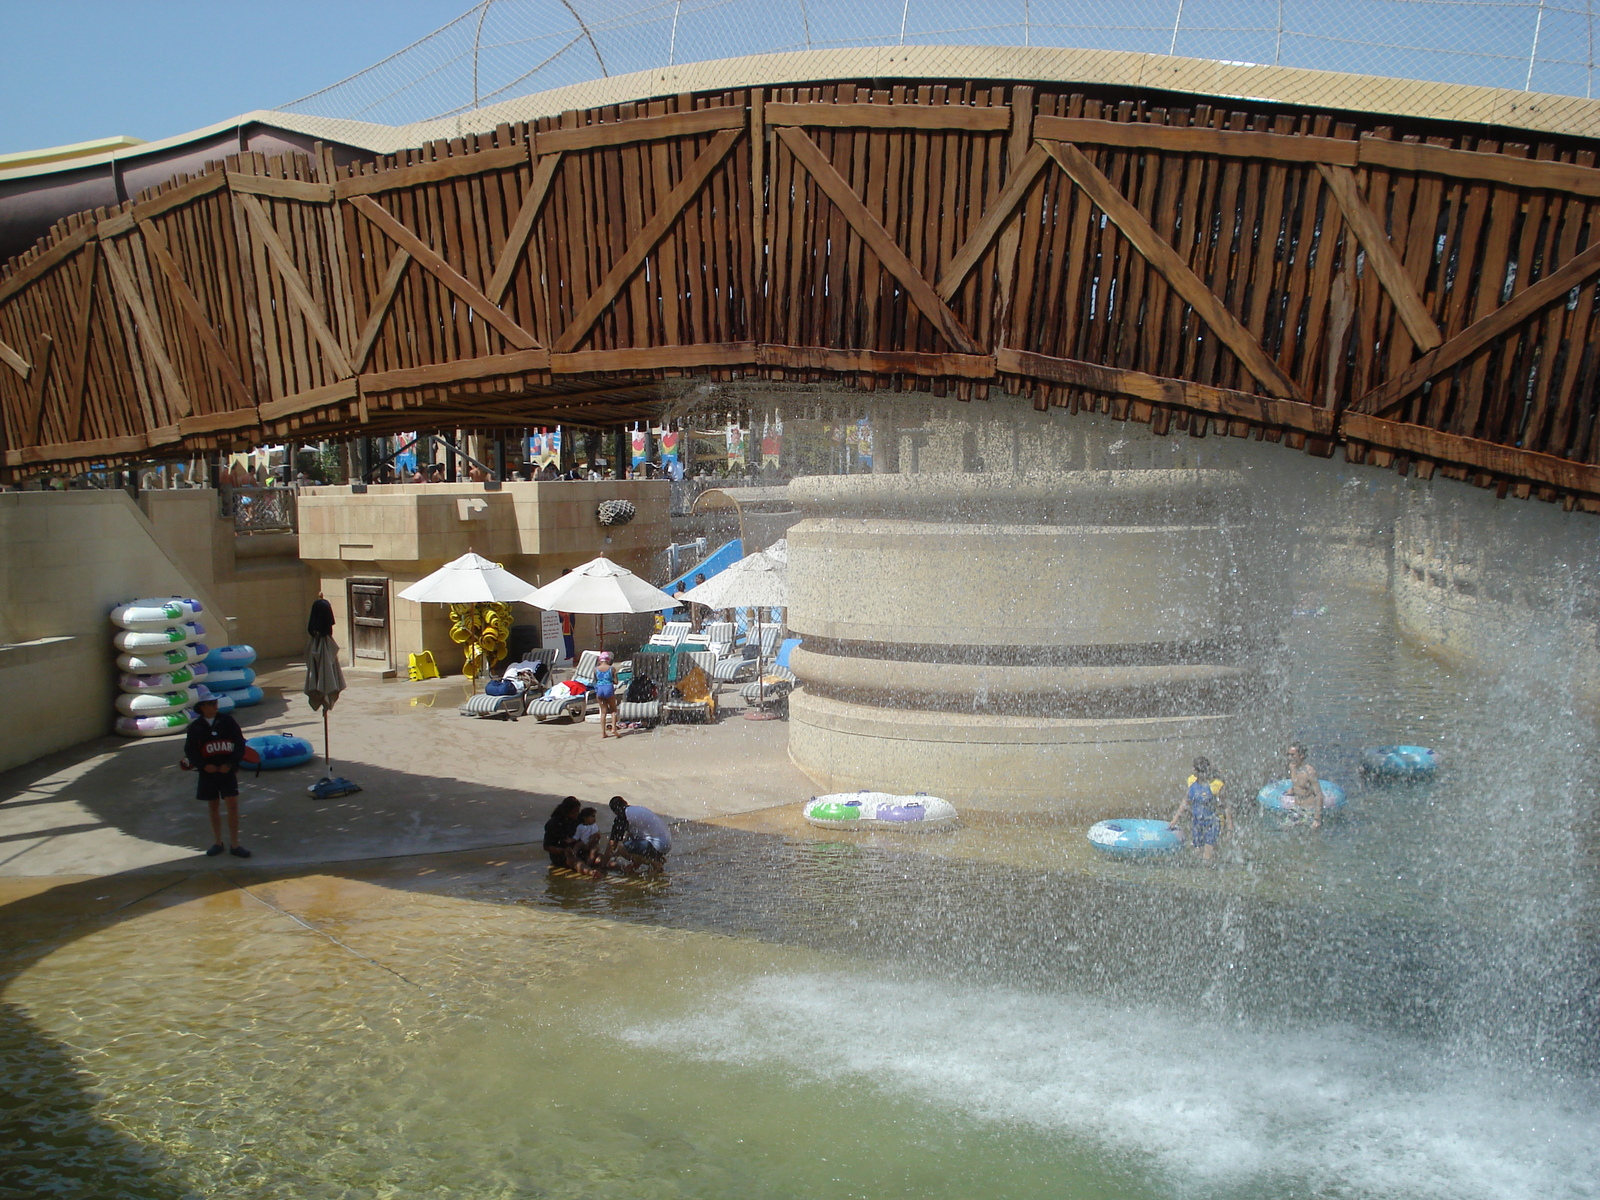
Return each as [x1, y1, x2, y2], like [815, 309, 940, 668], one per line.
[205, 645, 257, 669]
[247, 733, 314, 769]
[1087, 818, 1182, 858]
[1361, 745, 1439, 778]
[204, 666, 256, 690]
[1258, 779, 1348, 816]
[216, 684, 264, 708]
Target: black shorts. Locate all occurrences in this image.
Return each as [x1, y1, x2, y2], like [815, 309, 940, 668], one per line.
[196, 769, 240, 802]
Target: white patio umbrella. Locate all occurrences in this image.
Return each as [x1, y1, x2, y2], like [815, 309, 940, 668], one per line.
[522, 555, 679, 614]
[398, 551, 538, 603]
[681, 548, 788, 719]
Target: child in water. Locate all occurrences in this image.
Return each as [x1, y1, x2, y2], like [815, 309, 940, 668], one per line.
[1169, 756, 1230, 864]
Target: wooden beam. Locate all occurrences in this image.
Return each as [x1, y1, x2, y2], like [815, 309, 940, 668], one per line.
[997, 347, 1335, 435]
[553, 341, 755, 373]
[1359, 239, 1600, 416]
[349, 193, 541, 351]
[360, 347, 552, 393]
[350, 250, 411, 373]
[1342, 411, 1600, 494]
[766, 102, 1010, 131]
[26, 334, 54, 445]
[0, 338, 29, 379]
[138, 220, 253, 405]
[225, 173, 334, 203]
[0, 222, 97, 306]
[485, 151, 563, 306]
[1358, 136, 1600, 197]
[535, 107, 745, 154]
[936, 142, 1050, 302]
[1315, 164, 1443, 352]
[333, 144, 526, 198]
[1039, 138, 1303, 400]
[553, 127, 743, 354]
[236, 193, 355, 378]
[257, 377, 359, 422]
[757, 345, 996, 378]
[63, 249, 98, 441]
[1034, 115, 1358, 165]
[100, 239, 192, 419]
[776, 126, 984, 355]
[130, 172, 228, 224]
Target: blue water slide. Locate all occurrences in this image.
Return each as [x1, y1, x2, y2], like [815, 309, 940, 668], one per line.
[658, 538, 743, 615]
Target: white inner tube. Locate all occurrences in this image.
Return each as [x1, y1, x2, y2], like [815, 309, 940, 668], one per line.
[116, 688, 200, 716]
[114, 623, 206, 651]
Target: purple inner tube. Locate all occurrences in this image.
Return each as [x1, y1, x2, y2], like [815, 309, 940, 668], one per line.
[875, 803, 926, 822]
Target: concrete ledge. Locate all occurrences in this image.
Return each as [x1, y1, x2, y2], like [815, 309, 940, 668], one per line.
[0, 635, 76, 667]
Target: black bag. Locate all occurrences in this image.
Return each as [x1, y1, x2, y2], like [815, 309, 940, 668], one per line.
[625, 677, 658, 703]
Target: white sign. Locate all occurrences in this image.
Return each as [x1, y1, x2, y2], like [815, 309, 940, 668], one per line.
[540, 608, 569, 664]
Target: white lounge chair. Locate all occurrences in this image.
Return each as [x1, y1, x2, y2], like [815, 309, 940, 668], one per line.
[524, 649, 601, 722]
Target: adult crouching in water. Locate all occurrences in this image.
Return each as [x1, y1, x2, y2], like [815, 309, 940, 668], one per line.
[542, 796, 583, 869]
[181, 696, 250, 858]
[593, 795, 672, 876]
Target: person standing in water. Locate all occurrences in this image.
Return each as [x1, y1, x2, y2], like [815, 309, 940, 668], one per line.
[1169, 756, 1230, 863]
[1284, 742, 1326, 830]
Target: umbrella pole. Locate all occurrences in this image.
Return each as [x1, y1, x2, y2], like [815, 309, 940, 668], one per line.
[323, 707, 331, 775]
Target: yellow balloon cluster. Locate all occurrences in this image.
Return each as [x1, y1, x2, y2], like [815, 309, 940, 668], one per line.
[448, 601, 513, 679]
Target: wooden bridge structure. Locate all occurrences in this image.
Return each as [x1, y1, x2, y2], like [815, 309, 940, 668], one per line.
[5, 74, 1600, 508]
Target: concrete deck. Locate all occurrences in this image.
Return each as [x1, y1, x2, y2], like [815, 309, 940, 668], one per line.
[0, 658, 815, 877]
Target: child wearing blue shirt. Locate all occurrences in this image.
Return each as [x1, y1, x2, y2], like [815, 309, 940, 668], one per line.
[1169, 756, 1230, 864]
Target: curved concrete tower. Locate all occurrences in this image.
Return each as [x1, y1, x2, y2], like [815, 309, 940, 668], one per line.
[785, 469, 1263, 817]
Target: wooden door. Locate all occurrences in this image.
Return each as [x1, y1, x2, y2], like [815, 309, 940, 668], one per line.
[347, 578, 390, 665]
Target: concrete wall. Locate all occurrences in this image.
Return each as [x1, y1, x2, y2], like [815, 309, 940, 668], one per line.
[0, 491, 226, 773]
[297, 480, 671, 674]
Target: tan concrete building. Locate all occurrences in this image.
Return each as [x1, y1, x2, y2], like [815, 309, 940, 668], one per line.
[297, 480, 670, 674]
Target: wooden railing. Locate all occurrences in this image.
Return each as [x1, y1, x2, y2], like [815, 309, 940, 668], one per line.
[4, 79, 1600, 509]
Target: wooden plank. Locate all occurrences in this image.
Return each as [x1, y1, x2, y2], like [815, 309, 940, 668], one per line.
[758, 345, 995, 378]
[1360, 238, 1600, 416]
[1341, 411, 1600, 494]
[536, 106, 745, 154]
[552, 127, 742, 353]
[62, 249, 98, 440]
[100, 239, 192, 418]
[236, 193, 355, 378]
[225, 173, 334, 202]
[6, 431, 150, 467]
[25, 334, 54, 445]
[1316, 164, 1443, 352]
[348, 193, 541, 352]
[332, 144, 525, 197]
[127, 172, 229, 225]
[0, 222, 97, 305]
[998, 347, 1335, 434]
[766, 102, 1011, 131]
[485, 151, 563, 305]
[0, 338, 29, 378]
[256, 378, 359, 421]
[776, 125, 983, 355]
[553, 342, 756, 373]
[350, 249, 410, 372]
[936, 142, 1049, 302]
[1034, 114, 1358, 164]
[97, 211, 136, 238]
[1038, 138, 1302, 399]
[750, 89, 766, 329]
[1358, 135, 1600, 196]
[360, 347, 551, 392]
[137, 220, 253, 405]
[177, 408, 258, 435]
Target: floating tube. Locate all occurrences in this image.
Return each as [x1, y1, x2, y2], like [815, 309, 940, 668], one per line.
[205, 645, 256, 670]
[1360, 745, 1439, 780]
[247, 733, 314, 769]
[1257, 779, 1349, 819]
[110, 597, 203, 629]
[120, 663, 207, 693]
[113, 623, 205, 651]
[118, 644, 210, 674]
[211, 684, 263, 708]
[203, 666, 256, 691]
[115, 688, 199, 717]
[115, 711, 191, 738]
[802, 791, 959, 830]
[1087, 818, 1182, 858]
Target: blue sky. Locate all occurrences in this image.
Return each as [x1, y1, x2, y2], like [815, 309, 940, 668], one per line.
[0, 1, 462, 154]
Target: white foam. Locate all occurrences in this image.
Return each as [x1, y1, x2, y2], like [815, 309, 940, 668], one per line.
[620, 970, 1600, 1200]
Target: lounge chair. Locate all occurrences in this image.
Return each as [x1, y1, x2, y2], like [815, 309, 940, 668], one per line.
[664, 654, 718, 723]
[741, 664, 797, 716]
[523, 649, 601, 722]
[712, 625, 779, 689]
[458, 648, 557, 720]
[656, 620, 692, 646]
[702, 620, 735, 656]
[617, 650, 670, 727]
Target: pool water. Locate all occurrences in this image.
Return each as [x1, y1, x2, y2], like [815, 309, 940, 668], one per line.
[3, 580, 1599, 1198]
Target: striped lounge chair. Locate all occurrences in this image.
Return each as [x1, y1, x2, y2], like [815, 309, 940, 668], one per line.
[458, 648, 557, 720]
[524, 649, 601, 722]
[617, 650, 670, 728]
[712, 625, 779, 689]
[663, 652, 719, 723]
[741, 664, 797, 715]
